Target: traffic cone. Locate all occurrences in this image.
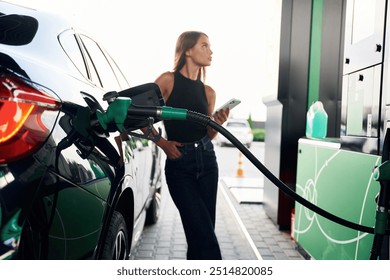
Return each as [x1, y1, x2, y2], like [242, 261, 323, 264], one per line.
[290, 208, 295, 241]
[236, 152, 244, 177]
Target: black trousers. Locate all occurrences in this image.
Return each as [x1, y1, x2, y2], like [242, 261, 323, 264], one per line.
[165, 136, 222, 260]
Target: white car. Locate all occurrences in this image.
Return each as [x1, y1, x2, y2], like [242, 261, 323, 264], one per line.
[0, 1, 162, 260]
[218, 119, 254, 148]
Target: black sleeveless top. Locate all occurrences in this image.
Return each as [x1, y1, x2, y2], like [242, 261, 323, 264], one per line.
[164, 71, 208, 142]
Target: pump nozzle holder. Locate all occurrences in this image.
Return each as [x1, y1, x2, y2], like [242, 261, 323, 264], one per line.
[373, 160, 390, 181]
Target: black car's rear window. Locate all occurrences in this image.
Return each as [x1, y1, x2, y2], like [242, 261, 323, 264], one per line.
[0, 14, 38, 46]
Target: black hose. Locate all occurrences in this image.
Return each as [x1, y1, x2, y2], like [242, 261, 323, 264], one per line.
[370, 128, 390, 259]
[186, 110, 387, 235]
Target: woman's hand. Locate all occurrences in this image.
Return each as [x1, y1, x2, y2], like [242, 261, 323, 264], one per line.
[207, 108, 229, 140]
[213, 108, 230, 125]
[159, 139, 183, 160]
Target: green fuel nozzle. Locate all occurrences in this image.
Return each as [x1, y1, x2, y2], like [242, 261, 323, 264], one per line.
[95, 97, 193, 133]
[96, 97, 133, 132]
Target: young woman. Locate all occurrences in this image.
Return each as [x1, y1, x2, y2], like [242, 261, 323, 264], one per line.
[153, 31, 229, 259]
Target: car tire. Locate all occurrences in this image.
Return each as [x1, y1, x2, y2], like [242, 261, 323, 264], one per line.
[145, 188, 161, 225]
[101, 211, 129, 260]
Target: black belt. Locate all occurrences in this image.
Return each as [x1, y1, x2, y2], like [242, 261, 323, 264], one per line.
[181, 136, 211, 150]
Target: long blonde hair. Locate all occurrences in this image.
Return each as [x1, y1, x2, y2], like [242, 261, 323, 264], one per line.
[173, 31, 207, 82]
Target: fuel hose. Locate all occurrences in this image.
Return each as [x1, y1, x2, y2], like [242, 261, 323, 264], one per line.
[95, 99, 388, 235]
[184, 110, 385, 235]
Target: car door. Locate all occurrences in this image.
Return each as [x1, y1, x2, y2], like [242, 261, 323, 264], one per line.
[130, 130, 153, 214]
[76, 34, 157, 218]
[74, 33, 146, 218]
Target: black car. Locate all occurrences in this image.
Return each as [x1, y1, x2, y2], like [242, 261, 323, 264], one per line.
[0, 1, 162, 259]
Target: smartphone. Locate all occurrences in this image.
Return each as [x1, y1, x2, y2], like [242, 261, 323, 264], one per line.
[214, 98, 241, 113]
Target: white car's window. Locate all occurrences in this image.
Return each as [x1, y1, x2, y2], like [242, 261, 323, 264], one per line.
[0, 14, 38, 45]
[227, 122, 248, 128]
[105, 53, 129, 89]
[59, 32, 88, 78]
[80, 35, 120, 91]
[80, 39, 102, 87]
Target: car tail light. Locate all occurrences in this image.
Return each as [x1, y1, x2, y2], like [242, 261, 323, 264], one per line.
[0, 73, 61, 163]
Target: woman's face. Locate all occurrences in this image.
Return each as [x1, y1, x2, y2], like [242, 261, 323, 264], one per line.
[187, 34, 213, 67]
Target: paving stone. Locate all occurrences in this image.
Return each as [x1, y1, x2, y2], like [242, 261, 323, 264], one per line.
[130, 176, 305, 260]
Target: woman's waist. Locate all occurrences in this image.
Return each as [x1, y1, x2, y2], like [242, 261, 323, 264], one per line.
[180, 135, 213, 150]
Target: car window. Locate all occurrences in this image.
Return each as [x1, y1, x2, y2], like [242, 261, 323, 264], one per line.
[105, 53, 129, 89]
[79, 35, 120, 91]
[0, 14, 38, 45]
[227, 122, 248, 128]
[59, 31, 88, 78]
[80, 40, 102, 86]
